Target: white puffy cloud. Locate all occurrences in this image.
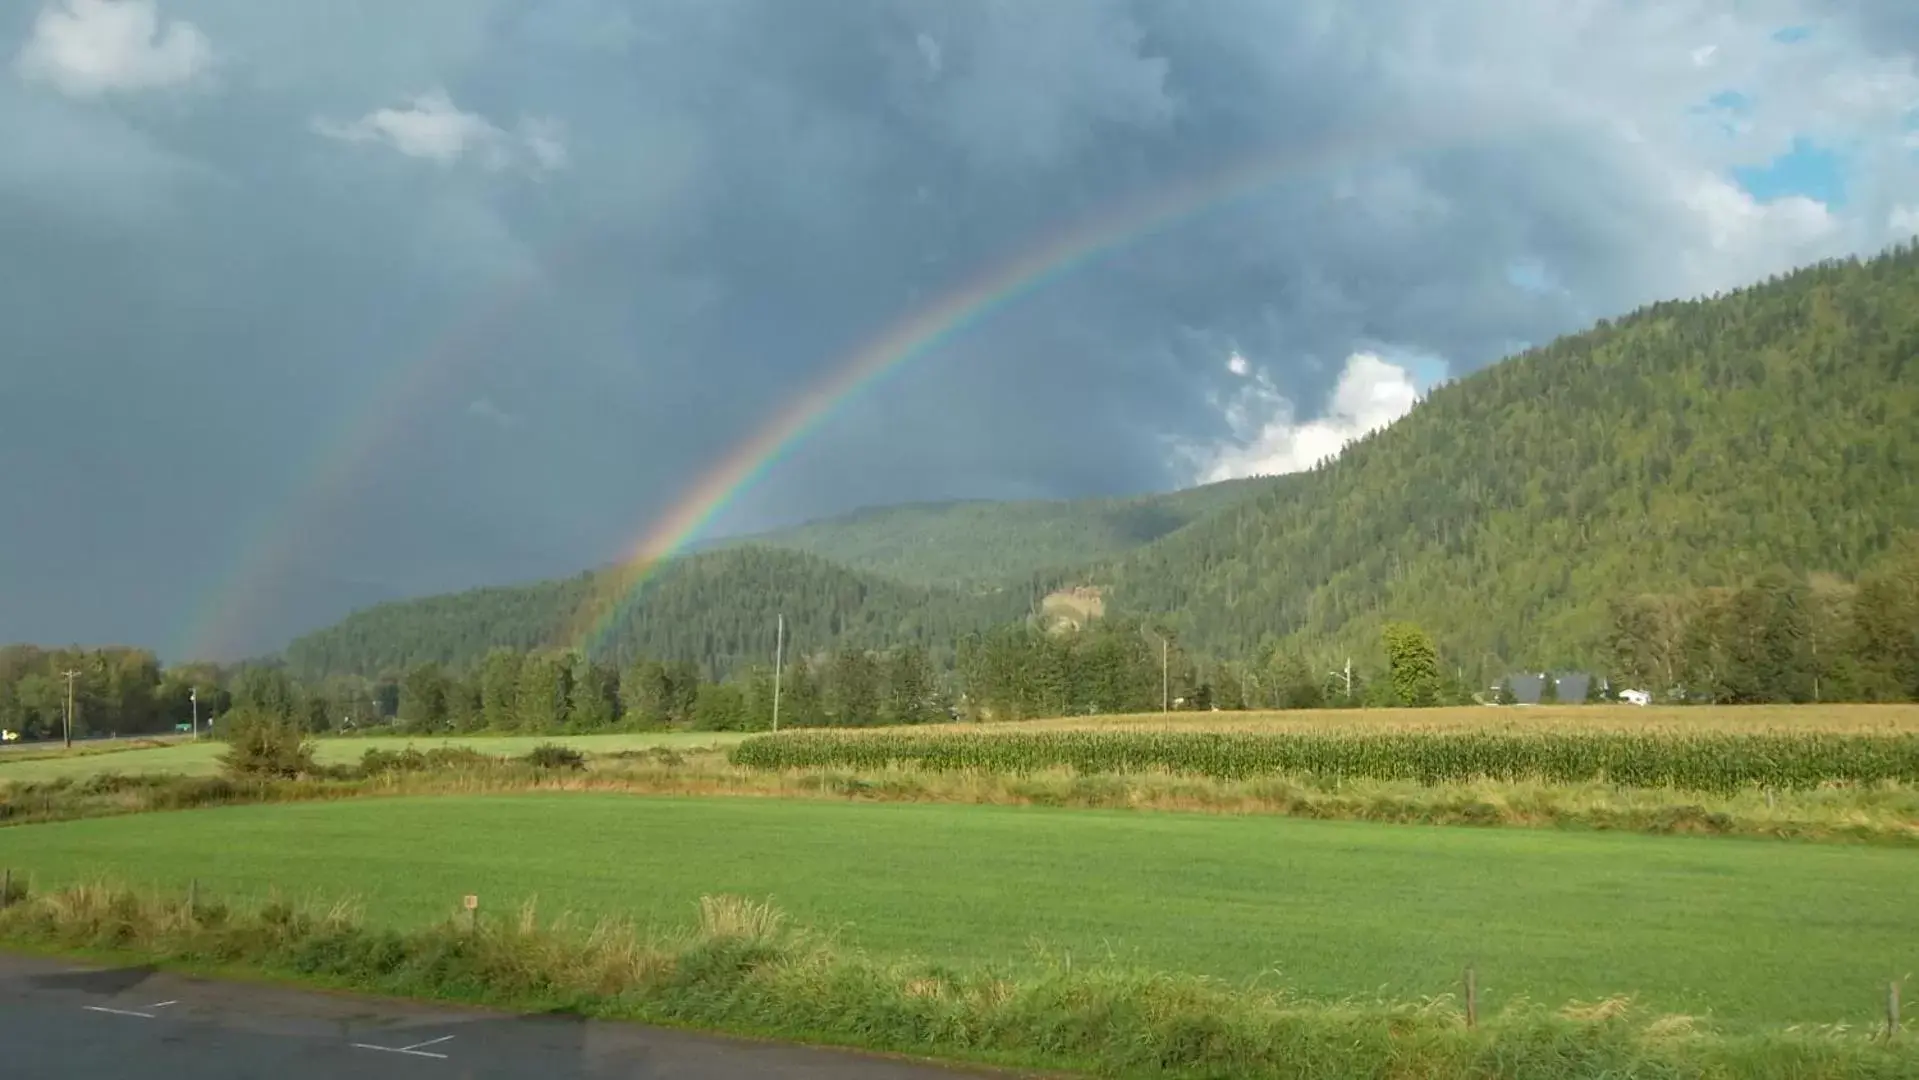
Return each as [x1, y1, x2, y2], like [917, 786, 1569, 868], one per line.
[312, 89, 565, 173]
[13, 0, 211, 97]
[1186, 352, 1425, 482]
[1892, 205, 1919, 235]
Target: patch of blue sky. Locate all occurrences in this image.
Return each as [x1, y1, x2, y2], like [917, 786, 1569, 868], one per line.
[1772, 25, 1814, 44]
[1386, 350, 1451, 392]
[1731, 136, 1848, 207]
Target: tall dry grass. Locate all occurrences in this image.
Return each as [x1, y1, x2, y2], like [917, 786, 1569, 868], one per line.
[7, 750, 1918, 844]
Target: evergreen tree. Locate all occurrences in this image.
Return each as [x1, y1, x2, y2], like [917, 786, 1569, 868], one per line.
[778, 654, 822, 727]
[883, 644, 940, 724]
[478, 649, 523, 731]
[514, 652, 571, 732]
[618, 657, 672, 728]
[567, 652, 619, 731]
[398, 662, 448, 733]
[827, 646, 882, 725]
[446, 675, 484, 732]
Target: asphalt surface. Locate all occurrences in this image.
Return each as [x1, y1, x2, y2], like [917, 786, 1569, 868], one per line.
[0, 953, 1027, 1079]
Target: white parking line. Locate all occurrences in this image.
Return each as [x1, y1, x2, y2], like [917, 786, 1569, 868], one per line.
[80, 999, 177, 1019]
[351, 1034, 454, 1060]
[82, 1006, 155, 1019]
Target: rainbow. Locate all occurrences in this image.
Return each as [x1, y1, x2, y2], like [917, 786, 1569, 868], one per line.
[562, 120, 1459, 654]
[186, 113, 1479, 661]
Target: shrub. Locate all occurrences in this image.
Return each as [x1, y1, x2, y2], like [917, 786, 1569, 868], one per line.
[359, 746, 497, 777]
[217, 709, 317, 779]
[523, 743, 586, 771]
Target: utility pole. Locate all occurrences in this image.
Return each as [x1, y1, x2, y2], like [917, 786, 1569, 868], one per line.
[1328, 658, 1352, 701]
[62, 669, 81, 748]
[1161, 636, 1169, 715]
[189, 687, 199, 741]
[771, 612, 784, 732]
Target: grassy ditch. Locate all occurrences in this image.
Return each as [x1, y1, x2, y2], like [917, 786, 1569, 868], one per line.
[0, 880, 1911, 1080]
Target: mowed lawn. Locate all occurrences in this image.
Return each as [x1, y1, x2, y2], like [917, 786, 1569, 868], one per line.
[0, 733, 745, 782]
[1, 795, 1912, 1028]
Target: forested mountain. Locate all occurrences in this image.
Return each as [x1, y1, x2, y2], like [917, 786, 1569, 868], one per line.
[284, 245, 1919, 687]
[1101, 243, 1919, 678]
[702, 478, 1269, 590]
[282, 545, 1030, 680]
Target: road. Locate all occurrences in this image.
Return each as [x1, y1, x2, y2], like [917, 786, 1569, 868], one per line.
[0, 953, 1029, 1079]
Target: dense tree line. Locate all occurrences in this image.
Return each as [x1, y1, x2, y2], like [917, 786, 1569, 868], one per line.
[955, 616, 1478, 718]
[0, 645, 220, 740]
[1102, 241, 1919, 679]
[3, 620, 1435, 743]
[1606, 534, 1919, 703]
[282, 546, 1031, 683]
[0, 642, 960, 741]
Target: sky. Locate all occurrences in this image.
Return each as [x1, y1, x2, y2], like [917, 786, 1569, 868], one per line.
[3, 0, 1917, 659]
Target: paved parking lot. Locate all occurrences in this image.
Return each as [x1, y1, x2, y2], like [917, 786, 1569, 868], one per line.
[0, 953, 1021, 1079]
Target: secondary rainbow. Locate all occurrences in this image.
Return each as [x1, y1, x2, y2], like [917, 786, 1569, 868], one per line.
[563, 121, 1440, 653]
[178, 254, 575, 661]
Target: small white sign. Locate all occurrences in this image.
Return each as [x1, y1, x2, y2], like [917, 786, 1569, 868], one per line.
[462, 894, 478, 911]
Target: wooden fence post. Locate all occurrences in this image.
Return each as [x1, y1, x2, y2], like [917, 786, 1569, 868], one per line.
[187, 878, 198, 916]
[1, 867, 11, 908]
[1465, 965, 1478, 1029]
[1891, 980, 1902, 1041]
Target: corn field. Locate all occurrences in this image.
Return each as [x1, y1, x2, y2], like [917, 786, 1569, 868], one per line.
[729, 729, 1919, 793]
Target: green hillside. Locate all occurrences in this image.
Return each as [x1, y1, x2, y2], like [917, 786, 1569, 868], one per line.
[284, 245, 1919, 684]
[1100, 244, 1919, 675]
[703, 479, 1269, 590]
[282, 546, 1029, 680]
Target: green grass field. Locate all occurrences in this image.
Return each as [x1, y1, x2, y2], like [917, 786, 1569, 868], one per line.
[0, 794, 1910, 1028]
[0, 733, 745, 782]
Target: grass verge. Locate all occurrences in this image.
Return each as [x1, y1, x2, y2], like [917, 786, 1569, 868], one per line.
[0, 880, 1910, 1080]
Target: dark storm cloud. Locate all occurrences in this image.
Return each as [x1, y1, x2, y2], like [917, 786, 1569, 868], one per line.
[2, 0, 1915, 656]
